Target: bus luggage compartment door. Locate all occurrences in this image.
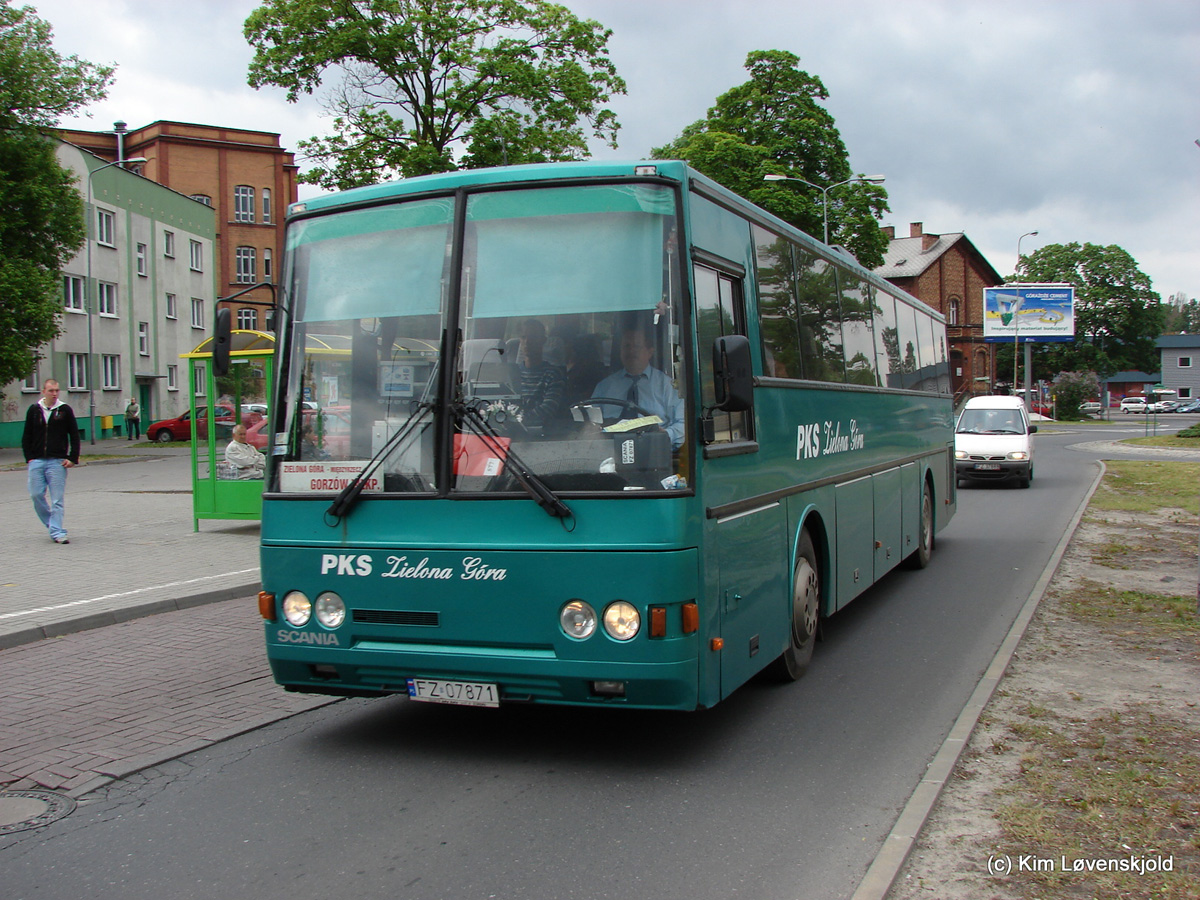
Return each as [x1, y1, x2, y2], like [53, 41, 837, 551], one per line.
[713, 503, 788, 696]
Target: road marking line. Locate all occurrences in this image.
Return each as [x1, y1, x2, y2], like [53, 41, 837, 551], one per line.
[0, 569, 260, 621]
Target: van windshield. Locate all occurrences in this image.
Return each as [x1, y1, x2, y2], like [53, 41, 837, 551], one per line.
[956, 409, 1026, 434]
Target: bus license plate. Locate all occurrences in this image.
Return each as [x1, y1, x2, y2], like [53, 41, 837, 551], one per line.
[974, 463, 1002, 471]
[407, 678, 500, 708]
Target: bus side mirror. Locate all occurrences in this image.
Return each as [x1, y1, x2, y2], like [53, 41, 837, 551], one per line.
[713, 334, 753, 412]
[213, 308, 231, 376]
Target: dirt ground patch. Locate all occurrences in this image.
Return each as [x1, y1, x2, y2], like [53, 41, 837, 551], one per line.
[887, 477, 1200, 899]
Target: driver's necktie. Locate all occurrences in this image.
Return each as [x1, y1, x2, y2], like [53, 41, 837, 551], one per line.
[626, 373, 643, 405]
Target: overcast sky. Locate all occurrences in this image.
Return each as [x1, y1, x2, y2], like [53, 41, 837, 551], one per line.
[33, 0, 1200, 302]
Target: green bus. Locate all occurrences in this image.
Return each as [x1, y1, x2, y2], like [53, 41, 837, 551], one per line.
[244, 160, 956, 711]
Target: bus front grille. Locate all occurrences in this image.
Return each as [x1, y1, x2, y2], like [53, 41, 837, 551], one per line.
[353, 609, 440, 627]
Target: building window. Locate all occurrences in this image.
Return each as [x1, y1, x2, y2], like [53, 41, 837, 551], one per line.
[237, 307, 258, 330]
[263, 247, 273, 281]
[1179, 356, 1192, 368]
[235, 246, 257, 283]
[22, 366, 39, 391]
[189, 240, 203, 272]
[948, 298, 960, 326]
[136, 242, 148, 276]
[165, 292, 177, 319]
[138, 321, 150, 356]
[164, 230, 175, 257]
[167, 364, 178, 391]
[102, 354, 120, 390]
[193, 364, 206, 396]
[191, 298, 205, 329]
[190, 194, 212, 207]
[96, 208, 115, 246]
[67, 353, 88, 390]
[262, 188, 272, 224]
[234, 185, 255, 223]
[98, 281, 118, 317]
[63, 275, 85, 311]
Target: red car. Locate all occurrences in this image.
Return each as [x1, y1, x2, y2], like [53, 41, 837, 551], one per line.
[147, 405, 235, 443]
[245, 408, 351, 457]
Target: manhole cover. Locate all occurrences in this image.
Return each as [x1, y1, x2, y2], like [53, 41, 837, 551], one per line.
[0, 790, 76, 834]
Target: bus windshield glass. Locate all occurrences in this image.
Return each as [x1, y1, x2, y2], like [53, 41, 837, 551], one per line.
[277, 181, 689, 497]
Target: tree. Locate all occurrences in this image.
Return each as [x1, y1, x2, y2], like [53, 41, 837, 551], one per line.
[244, 0, 625, 189]
[1051, 371, 1100, 421]
[0, 1, 113, 390]
[652, 50, 889, 268]
[1011, 242, 1163, 378]
[1162, 292, 1200, 333]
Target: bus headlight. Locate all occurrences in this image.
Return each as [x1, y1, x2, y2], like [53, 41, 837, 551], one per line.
[603, 601, 640, 641]
[282, 591, 312, 627]
[314, 592, 346, 629]
[560, 600, 597, 639]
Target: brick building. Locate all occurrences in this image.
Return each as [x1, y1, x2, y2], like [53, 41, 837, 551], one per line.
[58, 121, 299, 331]
[874, 222, 1004, 399]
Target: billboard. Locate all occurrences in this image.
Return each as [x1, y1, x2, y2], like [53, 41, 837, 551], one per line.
[982, 283, 1075, 343]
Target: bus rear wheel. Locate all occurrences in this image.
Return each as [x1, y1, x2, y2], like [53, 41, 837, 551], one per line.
[768, 531, 820, 682]
[903, 481, 934, 569]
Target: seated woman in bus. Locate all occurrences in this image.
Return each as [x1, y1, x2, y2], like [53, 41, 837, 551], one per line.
[300, 423, 330, 460]
[592, 326, 685, 450]
[225, 424, 266, 479]
[515, 318, 566, 427]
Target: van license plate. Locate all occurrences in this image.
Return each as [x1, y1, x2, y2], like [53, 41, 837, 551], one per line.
[975, 463, 1001, 471]
[407, 678, 500, 707]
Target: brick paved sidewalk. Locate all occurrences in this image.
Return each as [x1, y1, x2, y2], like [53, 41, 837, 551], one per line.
[0, 598, 337, 796]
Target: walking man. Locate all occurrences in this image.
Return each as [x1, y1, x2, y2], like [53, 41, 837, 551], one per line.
[22, 379, 80, 544]
[124, 397, 141, 440]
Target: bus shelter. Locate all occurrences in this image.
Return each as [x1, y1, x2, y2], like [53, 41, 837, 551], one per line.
[182, 330, 276, 529]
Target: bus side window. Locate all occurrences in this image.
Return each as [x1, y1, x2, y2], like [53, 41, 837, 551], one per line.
[695, 264, 753, 444]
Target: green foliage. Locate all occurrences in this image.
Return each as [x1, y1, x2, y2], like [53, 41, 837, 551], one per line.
[0, 1, 114, 131]
[0, 1, 112, 389]
[652, 50, 889, 269]
[1011, 242, 1163, 378]
[1052, 370, 1100, 420]
[244, 0, 625, 189]
[1161, 294, 1199, 333]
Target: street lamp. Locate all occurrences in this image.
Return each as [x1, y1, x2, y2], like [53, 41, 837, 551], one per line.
[85, 156, 147, 444]
[1013, 230, 1038, 398]
[763, 173, 886, 245]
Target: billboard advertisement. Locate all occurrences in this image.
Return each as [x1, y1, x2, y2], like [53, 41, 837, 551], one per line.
[982, 283, 1075, 343]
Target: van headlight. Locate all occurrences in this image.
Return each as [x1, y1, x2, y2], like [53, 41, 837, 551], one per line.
[1007, 451, 1029, 460]
[954, 450, 968, 460]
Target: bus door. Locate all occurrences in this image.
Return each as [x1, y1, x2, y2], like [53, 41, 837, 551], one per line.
[695, 263, 789, 695]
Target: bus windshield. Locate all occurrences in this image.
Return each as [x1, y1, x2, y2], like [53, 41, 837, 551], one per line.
[277, 181, 689, 497]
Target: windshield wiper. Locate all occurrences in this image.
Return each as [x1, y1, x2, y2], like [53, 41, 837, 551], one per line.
[456, 401, 572, 520]
[325, 400, 434, 520]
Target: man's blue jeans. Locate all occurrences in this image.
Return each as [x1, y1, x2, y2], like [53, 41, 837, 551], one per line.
[28, 458, 68, 540]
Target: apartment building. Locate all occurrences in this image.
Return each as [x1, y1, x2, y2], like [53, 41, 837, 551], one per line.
[58, 120, 298, 331]
[0, 141, 217, 447]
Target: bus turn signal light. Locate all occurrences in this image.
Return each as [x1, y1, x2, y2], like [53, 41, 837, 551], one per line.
[650, 606, 667, 638]
[682, 602, 699, 634]
[258, 591, 276, 622]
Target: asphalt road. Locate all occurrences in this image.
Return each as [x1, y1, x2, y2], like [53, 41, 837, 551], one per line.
[0, 420, 1193, 900]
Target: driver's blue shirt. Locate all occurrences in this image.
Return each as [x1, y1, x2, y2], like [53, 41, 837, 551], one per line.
[592, 366, 685, 449]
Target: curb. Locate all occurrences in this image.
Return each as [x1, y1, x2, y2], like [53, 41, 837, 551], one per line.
[0, 583, 258, 651]
[849, 459, 1106, 900]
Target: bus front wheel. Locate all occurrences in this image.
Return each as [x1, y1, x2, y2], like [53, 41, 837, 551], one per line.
[768, 531, 820, 682]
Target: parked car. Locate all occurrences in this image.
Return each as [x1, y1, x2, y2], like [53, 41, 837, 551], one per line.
[245, 407, 351, 457]
[1173, 399, 1200, 413]
[1079, 401, 1103, 415]
[1154, 400, 1180, 413]
[1119, 397, 1148, 414]
[955, 395, 1037, 488]
[147, 405, 235, 443]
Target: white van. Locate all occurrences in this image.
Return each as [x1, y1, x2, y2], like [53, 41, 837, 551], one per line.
[954, 395, 1037, 488]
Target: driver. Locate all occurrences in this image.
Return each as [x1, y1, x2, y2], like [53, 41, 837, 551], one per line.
[592, 326, 684, 450]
